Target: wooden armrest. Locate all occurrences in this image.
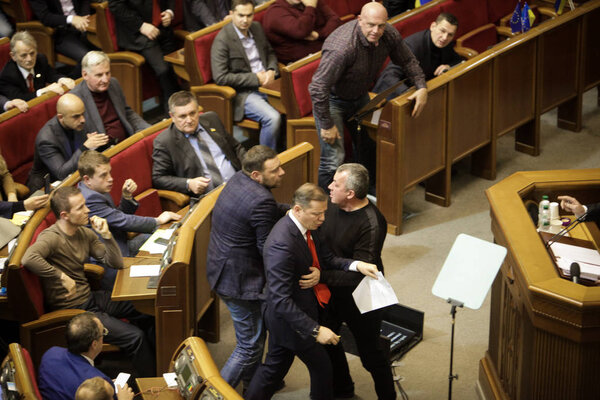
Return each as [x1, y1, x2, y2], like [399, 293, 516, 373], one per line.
[21, 309, 85, 329]
[453, 46, 478, 59]
[190, 84, 237, 99]
[15, 183, 29, 199]
[84, 263, 105, 279]
[106, 51, 146, 66]
[340, 14, 355, 22]
[456, 23, 496, 47]
[15, 21, 54, 35]
[538, 6, 558, 18]
[496, 26, 516, 38]
[157, 190, 190, 207]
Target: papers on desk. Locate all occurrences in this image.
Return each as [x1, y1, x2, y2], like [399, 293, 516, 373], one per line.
[11, 210, 33, 226]
[552, 242, 600, 281]
[138, 227, 175, 254]
[163, 372, 178, 388]
[352, 271, 399, 314]
[129, 264, 161, 277]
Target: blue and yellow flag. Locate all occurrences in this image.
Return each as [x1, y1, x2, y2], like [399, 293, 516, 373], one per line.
[510, 2, 521, 33]
[521, 2, 535, 32]
[555, 0, 566, 14]
[415, 0, 432, 8]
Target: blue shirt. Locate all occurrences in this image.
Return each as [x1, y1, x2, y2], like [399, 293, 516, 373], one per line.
[233, 24, 266, 74]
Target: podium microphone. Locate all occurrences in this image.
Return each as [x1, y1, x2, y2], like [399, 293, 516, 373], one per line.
[570, 262, 581, 284]
[545, 211, 589, 248]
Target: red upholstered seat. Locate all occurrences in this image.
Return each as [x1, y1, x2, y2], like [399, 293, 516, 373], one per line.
[108, 130, 165, 218]
[21, 346, 43, 400]
[0, 95, 60, 184]
[291, 59, 320, 119]
[441, 0, 489, 38]
[393, 6, 442, 38]
[0, 38, 11, 69]
[322, 0, 351, 19]
[487, 0, 518, 25]
[192, 30, 221, 85]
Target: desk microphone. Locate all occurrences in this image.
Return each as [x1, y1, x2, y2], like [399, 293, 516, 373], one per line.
[545, 211, 589, 248]
[570, 262, 581, 284]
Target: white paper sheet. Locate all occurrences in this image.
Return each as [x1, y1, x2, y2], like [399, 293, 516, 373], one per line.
[163, 372, 178, 388]
[352, 271, 399, 314]
[129, 264, 160, 277]
[138, 228, 175, 254]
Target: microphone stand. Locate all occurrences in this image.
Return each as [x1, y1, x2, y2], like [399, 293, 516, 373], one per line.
[545, 211, 589, 248]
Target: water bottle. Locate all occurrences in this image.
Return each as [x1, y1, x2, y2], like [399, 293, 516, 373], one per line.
[539, 204, 551, 232]
[538, 195, 550, 228]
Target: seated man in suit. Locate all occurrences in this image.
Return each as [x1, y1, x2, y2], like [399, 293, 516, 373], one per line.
[211, 0, 281, 150]
[76, 377, 133, 400]
[152, 90, 246, 196]
[262, 0, 341, 64]
[245, 183, 379, 400]
[0, 94, 28, 113]
[373, 12, 462, 99]
[183, 0, 229, 31]
[78, 150, 181, 258]
[108, 0, 180, 111]
[0, 194, 48, 219]
[38, 313, 134, 400]
[28, 93, 110, 192]
[22, 186, 156, 377]
[71, 51, 150, 148]
[30, 0, 98, 78]
[0, 31, 75, 101]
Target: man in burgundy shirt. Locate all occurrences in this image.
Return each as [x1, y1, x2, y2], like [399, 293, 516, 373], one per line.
[262, 0, 341, 64]
[308, 2, 426, 191]
[71, 51, 150, 151]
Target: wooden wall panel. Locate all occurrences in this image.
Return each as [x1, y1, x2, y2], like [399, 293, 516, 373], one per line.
[448, 63, 492, 162]
[492, 41, 536, 137]
[538, 20, 580, 113]
[403, 87, 446, 187]
[377, 103, 401, 234]
[582, 8, 600, 90]
[287, 119, 320, 183]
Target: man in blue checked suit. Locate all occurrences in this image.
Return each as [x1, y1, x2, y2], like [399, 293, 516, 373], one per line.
[206, 145, 290, 390]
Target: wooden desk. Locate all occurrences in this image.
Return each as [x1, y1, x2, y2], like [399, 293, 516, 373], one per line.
[137, 377, 181, 400]
[112, 257, 160, 316]
[479, 169, 600, 400]
[164, 49, 189, 83]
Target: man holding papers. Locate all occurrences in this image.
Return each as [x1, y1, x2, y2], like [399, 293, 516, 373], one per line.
[318, 163, 395, 400]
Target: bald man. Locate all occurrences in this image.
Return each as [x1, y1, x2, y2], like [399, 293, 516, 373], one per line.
[309, 2, 427, 191]
[28, 93, 110, 191]
[76, 377, 133, 400]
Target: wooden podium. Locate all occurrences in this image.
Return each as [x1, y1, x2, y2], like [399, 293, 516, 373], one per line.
[479, 169, 600, 400]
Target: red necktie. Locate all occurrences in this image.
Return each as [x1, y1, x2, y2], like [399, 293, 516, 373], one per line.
[27, 73, 34, 93]
[306, 230, 331, 307]
[152, 0, 162, 27]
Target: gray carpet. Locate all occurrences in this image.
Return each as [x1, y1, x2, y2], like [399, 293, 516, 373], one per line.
[207, 88, 600, 399]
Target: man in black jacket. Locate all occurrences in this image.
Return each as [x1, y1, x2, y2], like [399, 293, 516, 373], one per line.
[373, 12, 462, 100]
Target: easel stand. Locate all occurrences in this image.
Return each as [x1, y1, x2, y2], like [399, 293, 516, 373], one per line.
[447, 298, 464, 400]
[432, 234, 506, 400]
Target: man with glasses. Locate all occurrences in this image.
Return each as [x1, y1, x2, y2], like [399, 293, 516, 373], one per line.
[38, 312, 135, 400]
[23, 186, 155, 378]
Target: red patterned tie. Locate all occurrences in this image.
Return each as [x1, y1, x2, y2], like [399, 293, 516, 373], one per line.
[27, 73, 34, 93]
[152, 0, 162, 27]
[306, 230, 331, 307]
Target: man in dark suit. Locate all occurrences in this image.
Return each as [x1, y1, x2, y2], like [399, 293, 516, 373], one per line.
[152, 90, 246, 196]
[183, 0, 229, 31]
[71, 51, 150, 148]
[108, 0, 180, 110]
[29, 0, 98, 78]
[319, 163, 394, 399]
[38, 312, 134, 400]
[206, 144, 288, 389]
[210, 0, 281, 150]
[373, 12, 462, 99]
[245, 183, 379, 400]
[28, 93, 110, 192]
[77, 150, 181, 258]
[0, 31, 75, 101]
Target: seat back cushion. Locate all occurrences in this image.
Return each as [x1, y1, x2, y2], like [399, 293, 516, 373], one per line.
[461, 23, 498, 54]
[292, 58, 321, 118]
[441, 0, 489, 38]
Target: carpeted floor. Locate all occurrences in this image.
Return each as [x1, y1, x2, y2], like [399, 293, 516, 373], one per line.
[206, 88, 599, 399]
